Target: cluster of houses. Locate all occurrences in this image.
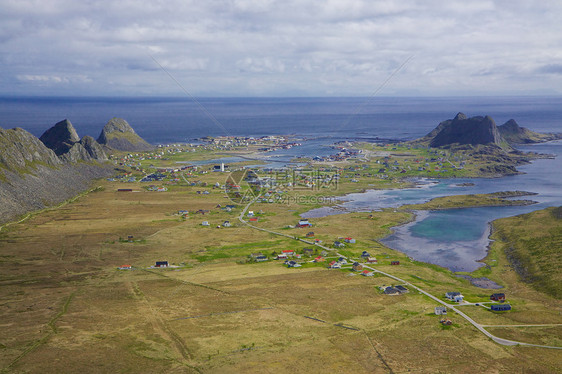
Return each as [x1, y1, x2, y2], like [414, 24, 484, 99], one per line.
[443, 291, 512, 311]
[140, 172, 166, 182]
[201, 135, 302, 152]
[311, 144, 361, 163]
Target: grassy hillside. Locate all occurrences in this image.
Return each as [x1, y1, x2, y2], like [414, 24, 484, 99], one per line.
[492, 206, 562, 298]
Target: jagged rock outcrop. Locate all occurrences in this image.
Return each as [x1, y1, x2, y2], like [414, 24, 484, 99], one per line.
[97, 118, 153, 151]
[40, 119, 107, 162]
[39, 119, 81, 156]
[498, 119, 562, 144]
[0, 127, 112, 224]
[428, 113, 503, 148]
[60, 136, 108, 163]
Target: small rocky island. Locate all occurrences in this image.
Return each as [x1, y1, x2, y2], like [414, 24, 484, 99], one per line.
[411, 112, 561, 176]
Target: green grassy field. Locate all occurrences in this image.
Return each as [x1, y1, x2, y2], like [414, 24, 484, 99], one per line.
[0, 144, 560, 373]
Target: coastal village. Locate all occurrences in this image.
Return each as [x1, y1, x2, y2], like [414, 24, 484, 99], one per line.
[1, 115, 559, 373]
[108, 137, 521, 327]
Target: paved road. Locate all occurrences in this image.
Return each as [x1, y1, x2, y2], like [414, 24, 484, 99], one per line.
[238, 196, 562, 350]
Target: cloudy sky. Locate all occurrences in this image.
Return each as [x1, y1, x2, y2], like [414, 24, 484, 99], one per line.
[1, 0, 561, 97]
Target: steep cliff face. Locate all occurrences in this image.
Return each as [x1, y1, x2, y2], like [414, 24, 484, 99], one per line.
[39, 119, 81, 156]
[0, 126, 111, 224]
[0, 127, 61, 172]
[97, 118, 153, 151]
[429, 113, 503, 147]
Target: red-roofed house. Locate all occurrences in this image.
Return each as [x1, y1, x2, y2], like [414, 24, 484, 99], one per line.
[314, 256, 325, 262]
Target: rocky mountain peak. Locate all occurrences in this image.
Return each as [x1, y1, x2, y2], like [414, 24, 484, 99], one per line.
[39, 119, 81, 156]
[97, 117, 153, 151]
[429, 114, 503, 148]
[454, 112, 467, 121]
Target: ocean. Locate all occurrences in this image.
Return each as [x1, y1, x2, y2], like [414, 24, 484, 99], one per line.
[1, 95, 561, 272]
[1, 96, 561, 144]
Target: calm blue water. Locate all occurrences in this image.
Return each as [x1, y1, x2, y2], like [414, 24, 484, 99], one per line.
[1, 96, 561, 272]
[1, 96, 561, 144]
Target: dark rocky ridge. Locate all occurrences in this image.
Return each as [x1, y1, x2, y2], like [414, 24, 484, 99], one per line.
[97, 118, 153, 151]
[428, 113, 504, 148]
[498, 119, 562, 144]
[408, 113, 558, 177]
[39, 119, 80, 155]
[39, 119, 108, 163]
[0, 124, 113, 224]
[1, 116, 152, 224]
[60, 136, 108, 163]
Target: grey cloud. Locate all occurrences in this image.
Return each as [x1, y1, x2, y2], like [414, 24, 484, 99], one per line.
[0, 0, 561, 96]
[537, 64, 562, 75]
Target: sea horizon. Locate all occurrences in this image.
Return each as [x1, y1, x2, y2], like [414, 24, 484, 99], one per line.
[2, 95, 561, 145]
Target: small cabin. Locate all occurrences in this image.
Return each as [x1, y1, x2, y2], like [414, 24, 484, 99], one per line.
[361, 251, 370, 258]
[297, 219, 312, 228]
[445, 291, 464, 302]
[344, 237, 356, 244]
[490, 293, 506, 301]
[491, 304, 511, 312]
[366, 257, 377, 264]
[201, 221, 210, 226]
[329, 261, 341, 269]
[383, 286, 400, 296]
[391, 261, 400, 265]
[155, 261, 168, 268]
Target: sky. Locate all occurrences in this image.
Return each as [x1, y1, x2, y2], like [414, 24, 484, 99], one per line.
[1, 0, 562, 97]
